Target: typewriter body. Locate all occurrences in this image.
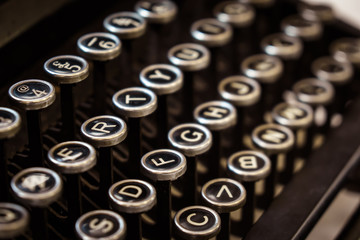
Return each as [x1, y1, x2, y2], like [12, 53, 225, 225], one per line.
[0, 0, 359, 239]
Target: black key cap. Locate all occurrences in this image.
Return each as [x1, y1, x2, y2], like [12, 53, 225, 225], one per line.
[109, 179, 156, 240]
[0, 107, 21, 201]
[47, 141, 97, 231]
[201, 178, 246, 240]
[10, 167, 62, 239]
[0, 202, 29, 239]
[8, 79, 56, 166]
[227, 150, 271, 235]
[168, 123, 212, 204]
[173, 205, 221, 240]
[80, 115, 127, 207]
[75, 210, 126, 240]
[140, 149, 187, 240]
[112, 87, 157, 177]
[44, 55, 89, 140]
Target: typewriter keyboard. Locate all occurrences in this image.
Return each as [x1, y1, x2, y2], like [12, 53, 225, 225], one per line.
[0, 0, 360, 239]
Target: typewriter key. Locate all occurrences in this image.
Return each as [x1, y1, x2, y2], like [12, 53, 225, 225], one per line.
[293, 78, 335, 140]
[44, 55, 89, 140]
[75, 210, 126, 240]
[135, 0, 177, 24]
[47, 141, 96, 228]
[191, 18, 232, 97]
[214, 1, 256, 73]
[140, 64, 183, 146]
[272, 102, 313, 182]
[168, 123, 212, 204]
[241, 54, 283, 113]
[261, 33, 303, 91]
[174, 205, 221, 240]
[168, 43, 210, 121]
[227, 150, 271, 234]
[201, 178, 246, 240]
[77, 32, 121, 115]
[104, 11, 146, 82]
[141, 149, 186, 240]
[281, 15, 323, 41]
[0, 107, 21, 201]
[251, 123, 294, 208]
[104, 12, 147, 40]
[8, 79, 55, 166]
[109, 179, 156, 240]
[0, 202, 29, 239]
[190, 18, 232, 48]
[261, 33, 303, 61]
[312, 56, 354, 114]
[330, 38, 360, 66]
[81, 115, 127, 207]
[298, 2, 335, 23]
[214, 1, 255, 28]
[312, 56, 353, 86]
[11, 167, 62, 239]
[194, 100, 236, 177]
[112, 87, 157, 177]
[218, 75, 261, 141]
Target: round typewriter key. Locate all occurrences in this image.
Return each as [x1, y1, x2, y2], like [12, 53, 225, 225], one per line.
[261, 33, 303, 61]
[140, 64, 183, 146]
[298, 2, 335, 23]
[174, 205, 221, 240]
[312, 56, 353, 86]
[293, 78, 335, 107]
[261, 33, 303, 91]
[11, 167, 62, 239]
[214, 1, 255, 28]
[330, 38, 360, 66]
[190, 18, 232, 98]
[227, 150, 271, 233]
[9, 79, 55, 166]
[48, 141, 96, 227]
[104, 12, 146, 40]
[44, 55, 89, 140]
[141, 149, 186, 240]
[251, 123, 294, 208]
[135, 0, 177, 24]
[168, 43, 210, 72]
[104, 12, 146, 84]
[194, 100, 236, 177]
[109, 179, 156, 240]
[75, 210, 126, 240]
[293, 78, 335, 151]
[0, 202, 29, 239]
[81, 115, 127, 207]
[281, 15, 322, 41]
[168, 123, 212, 204]
[168, 43, 210, 121]
[112, 87, 157, 177]
[218, 76, 261, 147]
[241, 54, 283, 113]
[214, 1, 256, 74]
[190, 18, 233, 48]
[201, 178, 246, 240]
[312, 56, 354, 114]
[77, 32, 121, 62]
[241, 54, 283, 85]
[77, 32, 121, 115]
[272, 102, 313, 182]
[0, 107, 21, 201]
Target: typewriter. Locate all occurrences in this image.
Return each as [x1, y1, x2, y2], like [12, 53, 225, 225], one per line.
[0, 0, 359, 239]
